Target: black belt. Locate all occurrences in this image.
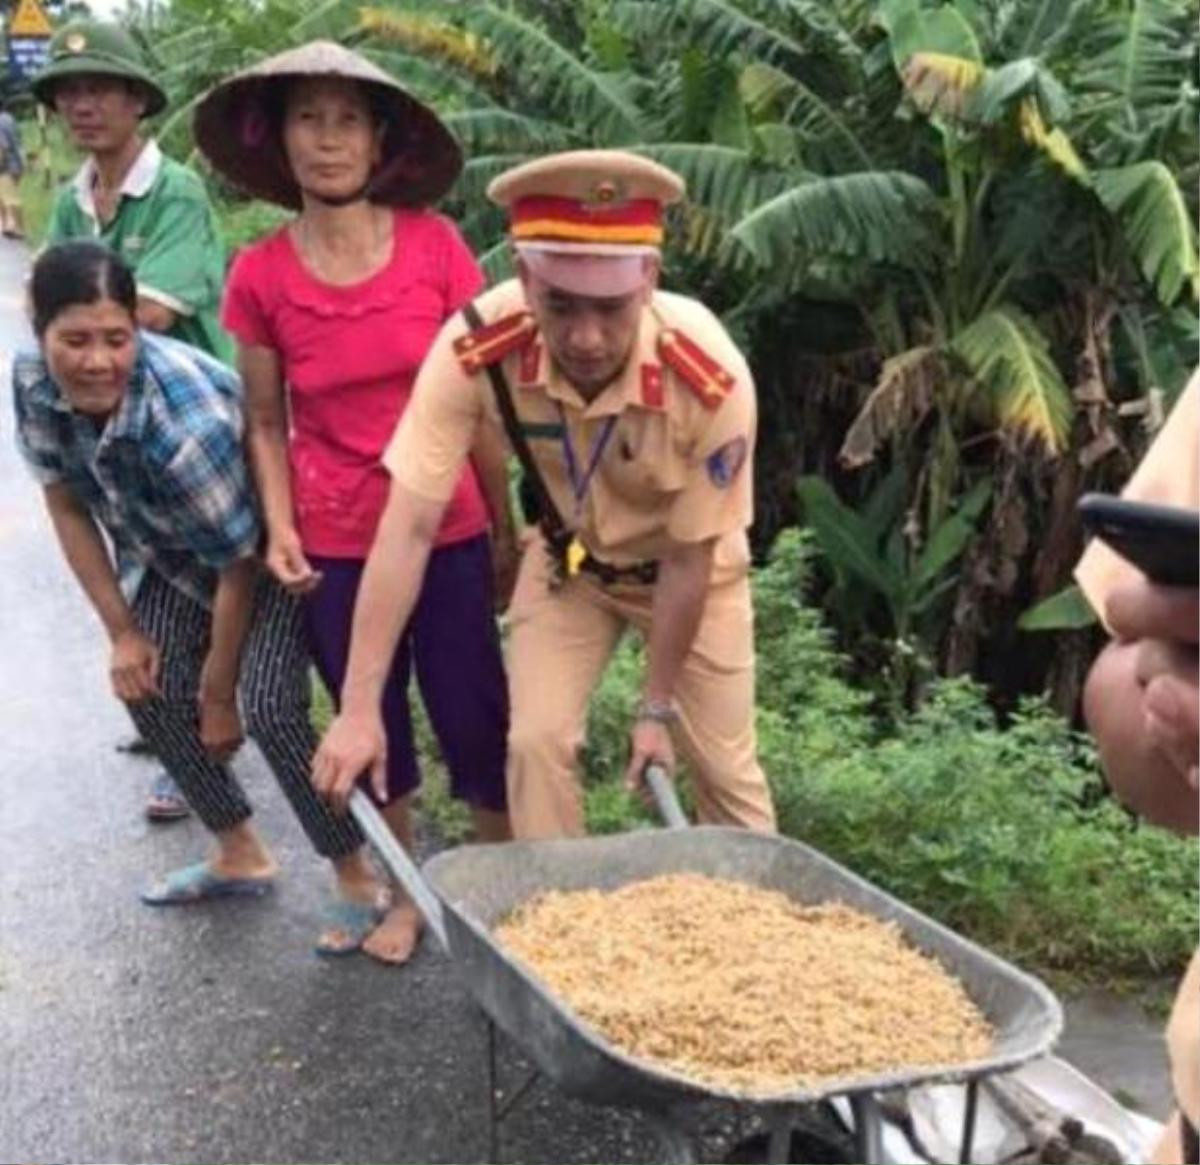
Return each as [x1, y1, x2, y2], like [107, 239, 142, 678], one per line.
[541, 523, 659, 587]
[579, 553, 659, 586]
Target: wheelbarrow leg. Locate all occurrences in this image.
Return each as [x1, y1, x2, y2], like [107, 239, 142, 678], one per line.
[483, 1015, 542, 1163]
[958, 1078, 980, 1164]
[850, 1093, 884, 1164]
[646, 1111, 698, 1164]
[766, 1110, 792, 1163]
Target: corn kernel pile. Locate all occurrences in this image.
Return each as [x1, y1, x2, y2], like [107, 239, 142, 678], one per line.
[495, 873, 993, 1094]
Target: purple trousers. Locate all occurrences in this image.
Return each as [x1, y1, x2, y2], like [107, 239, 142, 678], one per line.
[305, 535, 508, 811]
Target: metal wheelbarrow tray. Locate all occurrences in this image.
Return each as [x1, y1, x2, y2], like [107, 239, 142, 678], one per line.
[421, 824, 1063, 1113]
[351, 784, 1062, 1161]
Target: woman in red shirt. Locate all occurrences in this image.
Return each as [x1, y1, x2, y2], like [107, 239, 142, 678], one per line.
[198, 42, 514, 963]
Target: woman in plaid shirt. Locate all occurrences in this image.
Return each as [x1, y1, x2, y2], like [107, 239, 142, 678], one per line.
[13, 241, 366, 907]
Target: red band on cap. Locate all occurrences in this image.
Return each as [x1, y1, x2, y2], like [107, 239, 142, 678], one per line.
[510, 196, 663, 246]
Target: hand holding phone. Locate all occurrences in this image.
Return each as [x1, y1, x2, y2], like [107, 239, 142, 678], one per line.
[1078, 493, 1200, 588]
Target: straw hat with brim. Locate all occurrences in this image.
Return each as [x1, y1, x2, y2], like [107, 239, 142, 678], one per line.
[193, 41, 462, 211]
[32, 20, 168, 117]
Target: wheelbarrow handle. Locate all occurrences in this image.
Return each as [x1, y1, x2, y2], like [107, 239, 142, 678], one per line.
[645, 763, 689, 829]
[349, 789, 448, 950]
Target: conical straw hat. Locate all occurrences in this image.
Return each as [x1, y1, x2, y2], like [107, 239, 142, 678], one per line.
[194, 40, 461, 210]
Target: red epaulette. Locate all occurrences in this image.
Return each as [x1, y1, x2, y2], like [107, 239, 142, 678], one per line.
[658, 326, 736, 410]
[453, 311, 537, 374]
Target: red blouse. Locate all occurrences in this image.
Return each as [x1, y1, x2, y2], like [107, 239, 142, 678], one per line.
[222, 209, 489, 556]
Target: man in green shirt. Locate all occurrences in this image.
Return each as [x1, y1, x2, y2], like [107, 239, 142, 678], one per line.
[33, 20, 231, 362]
[33, 21, 234, 818]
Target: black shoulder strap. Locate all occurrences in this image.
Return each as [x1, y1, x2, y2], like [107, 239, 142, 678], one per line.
[460, 301, 569, 546]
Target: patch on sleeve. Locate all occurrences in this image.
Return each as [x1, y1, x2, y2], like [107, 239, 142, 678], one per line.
[705, 436, 748, 488]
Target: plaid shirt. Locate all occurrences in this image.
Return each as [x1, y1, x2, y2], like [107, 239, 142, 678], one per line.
[12, 332, 260, 607]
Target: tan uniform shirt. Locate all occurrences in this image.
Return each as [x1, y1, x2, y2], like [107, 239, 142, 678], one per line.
[383, 279, 756, 585]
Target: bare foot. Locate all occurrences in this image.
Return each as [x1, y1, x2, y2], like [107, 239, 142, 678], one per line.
[361, 899, 423, 965]
[209, 852, 278, 881]
[209, 822, 277, 881]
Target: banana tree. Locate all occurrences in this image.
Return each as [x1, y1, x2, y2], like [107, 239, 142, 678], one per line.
[729, 0, 1194, 504]
[798, 470, 993, 709]
[712, 0, 1195, 695]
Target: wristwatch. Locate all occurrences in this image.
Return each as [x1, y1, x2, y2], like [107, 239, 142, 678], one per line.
[635, 698, 678, 725]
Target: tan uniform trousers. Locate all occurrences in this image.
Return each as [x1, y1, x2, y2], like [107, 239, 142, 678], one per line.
[504, 535, 777, 839]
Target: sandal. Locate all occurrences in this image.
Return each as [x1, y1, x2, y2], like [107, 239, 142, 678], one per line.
[315, 898, 386, 958]
[141, 861, 275, 906]
[145, 772, 190, 822]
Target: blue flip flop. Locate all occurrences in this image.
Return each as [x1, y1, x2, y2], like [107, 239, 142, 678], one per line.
[141, 862, 275, 906]
[315, 898, 386, 958]
[145, 772, 190, 822]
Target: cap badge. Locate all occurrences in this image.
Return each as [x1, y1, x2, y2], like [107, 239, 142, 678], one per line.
[65, 33, 87, 53]
[585, 178, 626, 210]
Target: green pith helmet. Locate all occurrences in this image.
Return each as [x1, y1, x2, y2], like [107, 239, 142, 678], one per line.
[31, 20, 168, 117]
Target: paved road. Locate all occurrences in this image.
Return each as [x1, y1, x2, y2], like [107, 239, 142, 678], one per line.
[0, 237, 1170, 1164]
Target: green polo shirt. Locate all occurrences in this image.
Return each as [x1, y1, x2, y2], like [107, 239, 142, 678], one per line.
[46, 140, 233, 363]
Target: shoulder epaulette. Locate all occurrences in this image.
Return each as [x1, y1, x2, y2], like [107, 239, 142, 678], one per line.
[453, 311, 537, 374]
[658, 327, 736, 410]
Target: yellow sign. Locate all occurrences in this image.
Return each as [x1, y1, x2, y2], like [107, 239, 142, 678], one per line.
[9, 0, 53, 39]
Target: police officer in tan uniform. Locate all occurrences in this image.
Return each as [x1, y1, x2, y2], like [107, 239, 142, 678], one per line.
[314, 149, 776, 838]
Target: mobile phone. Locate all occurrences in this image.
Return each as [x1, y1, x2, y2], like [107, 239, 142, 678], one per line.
[1078, 493, 1200, 587]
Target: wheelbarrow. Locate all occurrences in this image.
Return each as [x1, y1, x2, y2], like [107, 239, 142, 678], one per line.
[349, 770, 1062, 1164]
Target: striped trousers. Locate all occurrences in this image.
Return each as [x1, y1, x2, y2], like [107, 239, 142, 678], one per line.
[126, 569, 362, 858]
